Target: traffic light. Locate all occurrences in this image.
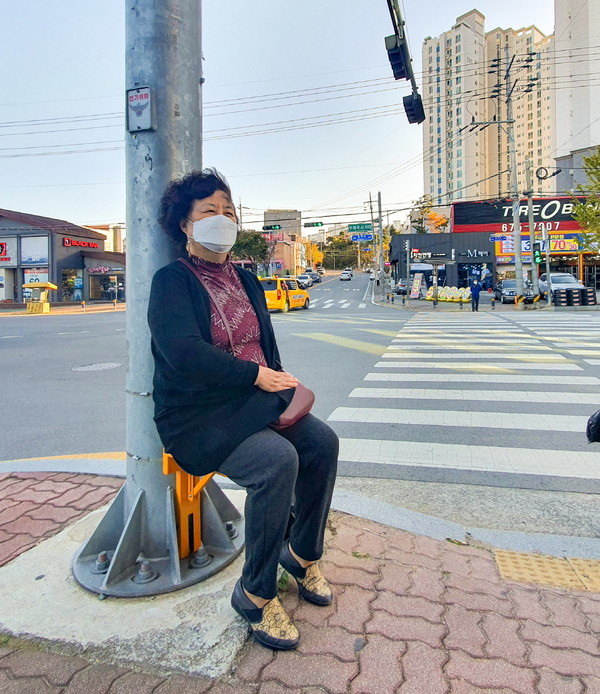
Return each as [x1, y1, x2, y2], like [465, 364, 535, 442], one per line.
[262, 225, 281, 231]
[403, 93, 425, 124]
[532, 242, 543, 264]
[403, 239, 409, 251]
[303, 222, 323, 227]
[385, 35, 411, 81]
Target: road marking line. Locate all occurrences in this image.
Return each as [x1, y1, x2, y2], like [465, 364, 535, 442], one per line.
[329, 407, 587, 432]
[364, 372, 600, 384]
[390, 343, 552, 351]
[0, 335, 22, 339]
[359, 303, 367, 308]
[293, 333, 388, 355]
[562, 350, 600, 356]
[58, 331, 91, 335]
[349, 387, 600, 404]
[337, 438, 599, 478]
[375, 361, 583, 371]
[381, 352, 568, 361]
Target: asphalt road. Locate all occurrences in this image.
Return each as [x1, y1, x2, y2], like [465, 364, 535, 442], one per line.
[2, 271, 600, 539]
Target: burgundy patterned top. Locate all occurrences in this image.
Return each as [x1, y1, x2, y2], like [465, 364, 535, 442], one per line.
[190, 255, 267, 366]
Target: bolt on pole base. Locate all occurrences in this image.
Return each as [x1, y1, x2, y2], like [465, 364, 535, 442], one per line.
[72, 479, 244, 598]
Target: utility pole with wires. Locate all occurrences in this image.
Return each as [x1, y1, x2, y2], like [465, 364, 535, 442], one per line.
[460, 50, 540, 309]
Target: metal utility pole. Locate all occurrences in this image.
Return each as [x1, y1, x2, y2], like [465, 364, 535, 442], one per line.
[525, 161, 540, 299]
[378, 192, 385, 301]
[367, 193, 377, 268]
[505, 48, 524, 309]
[73, 0, 243, 597]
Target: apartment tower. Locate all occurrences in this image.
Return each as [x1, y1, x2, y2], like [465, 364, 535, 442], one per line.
[422, 10, 555, 206]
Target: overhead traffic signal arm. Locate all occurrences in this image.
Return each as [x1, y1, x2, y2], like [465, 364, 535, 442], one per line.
[262, 225, 281, 231]
[385, 34, 411, 81]
[403, 92, 425, 124]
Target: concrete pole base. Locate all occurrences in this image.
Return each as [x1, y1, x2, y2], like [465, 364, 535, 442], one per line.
[72, 479, 244, 597]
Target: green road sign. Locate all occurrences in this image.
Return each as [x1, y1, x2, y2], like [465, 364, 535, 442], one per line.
[348, 223, 373, 233]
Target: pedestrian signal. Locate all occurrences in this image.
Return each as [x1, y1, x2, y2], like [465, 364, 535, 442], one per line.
[532, 242, 543, 264]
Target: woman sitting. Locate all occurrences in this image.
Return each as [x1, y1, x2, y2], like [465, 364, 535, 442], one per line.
[148, 168, 339, 650]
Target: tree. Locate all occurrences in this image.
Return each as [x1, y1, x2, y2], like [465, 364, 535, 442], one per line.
[425, 211, 449, 233]
[411, 195, 433, 233]
[231, 231, 269, 271]
[301, 240, 324, 268]
[322, 235, 356, 269]
[572, 147, 600, 251]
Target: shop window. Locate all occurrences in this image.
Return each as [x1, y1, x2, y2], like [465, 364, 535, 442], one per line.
[61, 269, 83, 302]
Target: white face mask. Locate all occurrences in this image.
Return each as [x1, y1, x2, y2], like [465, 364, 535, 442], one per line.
[190, 215, 238, 254]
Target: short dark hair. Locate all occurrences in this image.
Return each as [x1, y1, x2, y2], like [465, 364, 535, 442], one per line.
[158, 168, 233, 253]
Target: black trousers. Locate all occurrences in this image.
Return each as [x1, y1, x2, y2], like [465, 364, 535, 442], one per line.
[218, 413, 339, 599]
[471, 295, 480, 311]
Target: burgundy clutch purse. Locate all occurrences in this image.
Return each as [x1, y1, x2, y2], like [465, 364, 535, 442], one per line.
[270, 383, 315, 430]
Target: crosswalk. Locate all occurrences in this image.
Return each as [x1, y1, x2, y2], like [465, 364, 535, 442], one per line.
[328, 313, 600, 490]
[309, 291, 370, 310]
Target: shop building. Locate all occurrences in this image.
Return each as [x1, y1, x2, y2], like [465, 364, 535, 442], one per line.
[0, 208, 125, 304]
[389, 196, 594, 288]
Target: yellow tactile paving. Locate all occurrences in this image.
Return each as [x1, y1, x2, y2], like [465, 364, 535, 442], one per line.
[568, 558, 600, 591]
[494, 550, 600, 592]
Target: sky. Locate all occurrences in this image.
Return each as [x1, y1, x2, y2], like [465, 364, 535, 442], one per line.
[0, 0, 554, 232]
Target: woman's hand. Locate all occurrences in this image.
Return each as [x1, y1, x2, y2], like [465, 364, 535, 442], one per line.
[254, 366, 299, 392]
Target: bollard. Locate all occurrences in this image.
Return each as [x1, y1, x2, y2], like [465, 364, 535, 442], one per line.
[391, 293, 394, 303]
[81, 301, 86, 313]
[113, 299, 118, 310]
[459, 299, 463, 310]
[491, 296, 495, 310]
[402, 295, 406, 306]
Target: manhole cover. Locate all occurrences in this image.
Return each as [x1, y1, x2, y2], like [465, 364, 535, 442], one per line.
[73, 362, 122, 372]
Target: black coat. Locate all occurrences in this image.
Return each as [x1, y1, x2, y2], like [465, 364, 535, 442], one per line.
[147, 259, 293, 474]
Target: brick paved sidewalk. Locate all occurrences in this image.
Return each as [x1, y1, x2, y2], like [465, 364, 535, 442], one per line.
[1, 471, 600, 693]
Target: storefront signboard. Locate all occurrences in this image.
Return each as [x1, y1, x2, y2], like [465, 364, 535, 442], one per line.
[410, 273, 424, 299]
[0, 238, 18, 267]
[494, 232, 580, 262]
[87, 266, 123, 274]
[452, 197, 591, 234]
[20, 236, 49, 265]
[63, 237, 100, 248]
[23, 267, 49, 283]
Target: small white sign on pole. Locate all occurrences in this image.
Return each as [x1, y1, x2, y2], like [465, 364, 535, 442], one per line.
[127, 87, 155, 132]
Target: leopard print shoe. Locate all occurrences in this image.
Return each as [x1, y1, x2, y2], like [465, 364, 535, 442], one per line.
[279, 543, 333, 606]
[231, 578, 299, 650]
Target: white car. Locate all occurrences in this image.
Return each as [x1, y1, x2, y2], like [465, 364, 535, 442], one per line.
[297, 273, 313, 288]
[339, 271, 352, 281]
[538, 273, 585, 296]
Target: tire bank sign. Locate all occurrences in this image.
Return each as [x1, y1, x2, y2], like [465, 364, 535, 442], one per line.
[0, 238, 18, 266]
[63, 237, 100, 248]
[452, 197, 590, 264]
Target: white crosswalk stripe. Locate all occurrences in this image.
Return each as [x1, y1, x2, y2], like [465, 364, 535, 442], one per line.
[327, 312, 600, 487]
